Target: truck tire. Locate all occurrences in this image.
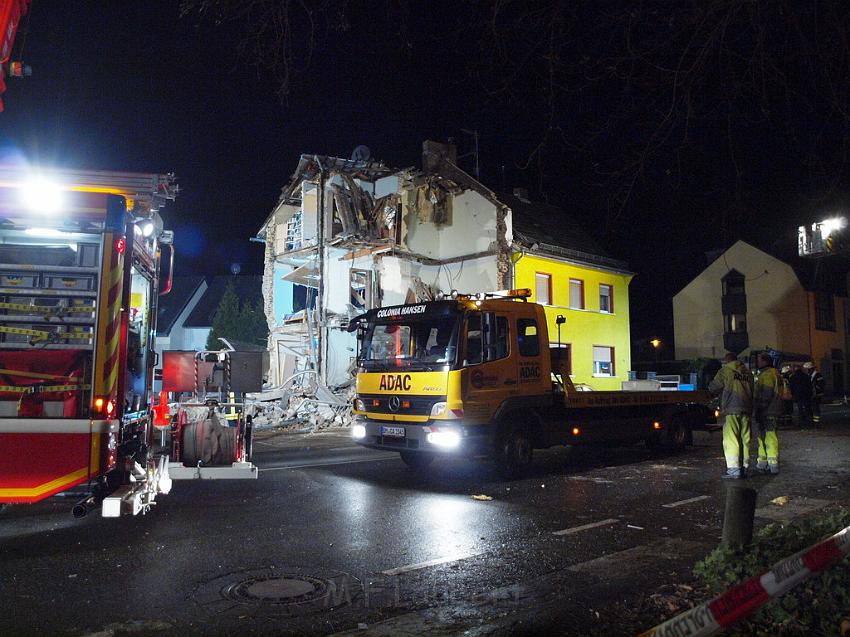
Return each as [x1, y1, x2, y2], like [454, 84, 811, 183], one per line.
[495, 424, 533, 479]
[400, 451, 434, 471]
[664, 417, 689, 451]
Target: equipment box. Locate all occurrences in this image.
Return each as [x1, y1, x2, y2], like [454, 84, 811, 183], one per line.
[45, 274, 95, 291]
[0, 272, 39, 288]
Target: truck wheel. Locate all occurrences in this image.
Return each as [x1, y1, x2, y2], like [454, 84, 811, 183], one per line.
[400, 451, 435, 471]
[495, 426, 533, 479]
[665, 418, 689, 451]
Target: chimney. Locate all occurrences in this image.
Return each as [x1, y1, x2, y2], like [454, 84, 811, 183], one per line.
[422, 140, 458, 174]
[513, 187, 530, 203]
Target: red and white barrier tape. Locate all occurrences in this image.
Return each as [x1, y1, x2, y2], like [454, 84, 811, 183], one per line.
[639, 524, 850, 637]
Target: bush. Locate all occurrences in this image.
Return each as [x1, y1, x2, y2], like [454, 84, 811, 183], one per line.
[694, 507, 850, 636]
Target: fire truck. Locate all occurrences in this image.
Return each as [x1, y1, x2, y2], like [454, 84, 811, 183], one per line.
[351, 290, 713, 476]
[0, 167, 255, 517]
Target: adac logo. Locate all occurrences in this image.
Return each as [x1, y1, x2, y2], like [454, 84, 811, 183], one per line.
[379, 374, 412, 391]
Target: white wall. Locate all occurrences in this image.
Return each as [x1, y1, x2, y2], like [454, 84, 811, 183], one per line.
[673, 240, 810, 359]
[405, 189, 500, 260]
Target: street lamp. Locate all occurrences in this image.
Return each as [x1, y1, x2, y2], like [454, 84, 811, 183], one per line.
[650, 338, 661, 363]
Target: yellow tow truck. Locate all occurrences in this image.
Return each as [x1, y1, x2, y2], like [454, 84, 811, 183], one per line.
[350, 290, 712, 476]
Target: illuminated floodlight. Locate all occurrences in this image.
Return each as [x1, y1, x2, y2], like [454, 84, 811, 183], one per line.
[819, 217, 846, 238]
[19, 178, 64, 214]
[138, 220, 155, 237]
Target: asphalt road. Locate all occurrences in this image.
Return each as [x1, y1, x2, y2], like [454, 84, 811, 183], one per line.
[1, 411, 849, 636]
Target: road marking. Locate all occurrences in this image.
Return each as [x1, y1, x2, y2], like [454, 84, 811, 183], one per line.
[662, 495, 711, 508]
[260, 454, 399, 471]
[552, 518, 619, 536]
[382, 552, 482, 576]
[568, 476, 614, 484]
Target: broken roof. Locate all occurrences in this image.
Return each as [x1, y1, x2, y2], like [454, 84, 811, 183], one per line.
[279, 154, 395, 204]
[503, 192, 631, 273]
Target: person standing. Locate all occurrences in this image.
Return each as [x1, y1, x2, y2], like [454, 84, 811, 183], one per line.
[804, 361, 825, 425]
[753, 354, 782, 474]
[709, 352, 754, 479]
[779, 365, 793, 428]
[789, 364, 813, 428]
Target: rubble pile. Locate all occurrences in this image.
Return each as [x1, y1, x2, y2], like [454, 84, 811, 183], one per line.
[248, 385, 355, 432]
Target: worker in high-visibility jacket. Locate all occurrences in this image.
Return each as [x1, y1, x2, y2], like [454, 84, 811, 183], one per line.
[753, 353, 782, 474]
[709, 352, 754, 479]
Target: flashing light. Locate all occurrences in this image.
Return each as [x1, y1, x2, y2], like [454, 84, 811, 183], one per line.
[571, 427, 581, 436]
[19, 178, 64, 214]
[508, 288, 532, 298]
[92, 397, 116, 419]
[650, 338, 662, 349]
[450, 289, 459, 299]
[115, 237, 126, 254]
[426, 429, 461, 448]
[352, 424, 367, 439]
[653, 421, 662, 430]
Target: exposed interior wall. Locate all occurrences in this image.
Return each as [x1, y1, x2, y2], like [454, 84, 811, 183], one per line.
[403, 189, 499, 260]
[514, 251, 633, 390]
[673, 241, 810, 360]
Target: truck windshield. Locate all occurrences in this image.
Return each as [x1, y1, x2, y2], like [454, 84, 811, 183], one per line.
[360, 315, 460, 371]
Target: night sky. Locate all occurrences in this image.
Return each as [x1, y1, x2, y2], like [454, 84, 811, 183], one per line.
[3, 1, 849, 358]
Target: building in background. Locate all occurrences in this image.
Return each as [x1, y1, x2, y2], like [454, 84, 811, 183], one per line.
[153, 275, 263, 390]
[257, 141, 633, 391]
[673, 239, 849, 393]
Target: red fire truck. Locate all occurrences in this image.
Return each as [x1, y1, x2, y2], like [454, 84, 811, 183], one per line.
[0, 167, 255, 517]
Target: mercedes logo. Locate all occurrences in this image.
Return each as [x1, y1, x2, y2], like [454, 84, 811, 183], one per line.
[388, 396, 401, 412]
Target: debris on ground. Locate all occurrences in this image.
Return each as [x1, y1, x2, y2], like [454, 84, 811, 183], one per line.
[770, 495, 790, 506]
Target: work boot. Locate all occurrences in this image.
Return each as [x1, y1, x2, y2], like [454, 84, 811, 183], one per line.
[755, 461, 769, 474]
[769, 464, 780, 475]
[722, 468, 745, 480]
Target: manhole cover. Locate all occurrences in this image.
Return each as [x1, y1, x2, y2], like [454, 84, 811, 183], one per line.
[222, 574, 329, 605]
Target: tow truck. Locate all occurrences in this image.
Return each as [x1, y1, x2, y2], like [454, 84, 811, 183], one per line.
[350, 290, 712, 476]
[0, 166, 256, 517]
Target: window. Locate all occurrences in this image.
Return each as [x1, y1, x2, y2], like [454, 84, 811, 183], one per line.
[535, 272, 552, 305]
[465, 313, 509, 365]
[599, 284, 613, 313]
[725, 313, 747, 334]
[815, 292, 835, 331]
[569, 279, 584, 309]
[517, 318, 540, 357]
[593, 346, 615, 376]
[349, 269, 372, 310]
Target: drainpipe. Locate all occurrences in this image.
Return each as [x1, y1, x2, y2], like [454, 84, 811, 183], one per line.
[315, 156, 326, 382]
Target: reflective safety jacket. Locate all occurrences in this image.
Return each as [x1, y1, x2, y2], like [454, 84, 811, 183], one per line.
[754, 366, 783, 417]
[709, 360, 754, 416]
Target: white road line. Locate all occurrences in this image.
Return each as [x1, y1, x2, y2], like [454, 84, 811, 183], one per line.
[260, 454, 399, 471]
[552, 518, 619, 536]
[382, 552, 482, 576]
[662, 495, 711, 508]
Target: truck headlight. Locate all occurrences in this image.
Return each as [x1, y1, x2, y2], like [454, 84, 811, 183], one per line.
[354, 398, 365, 412]
[430, 402, 447, 417]
[352, 424, 367, 439]
[430, 402, 463, 419]
[426, 430, 460, 448]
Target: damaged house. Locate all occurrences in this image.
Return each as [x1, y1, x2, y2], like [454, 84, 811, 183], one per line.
[256, 141, 633, 394]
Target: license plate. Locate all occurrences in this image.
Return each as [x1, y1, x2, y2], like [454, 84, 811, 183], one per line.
[381, 426, 405, 438]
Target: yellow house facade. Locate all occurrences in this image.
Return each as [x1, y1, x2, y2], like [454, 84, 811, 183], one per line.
[513, 251, 634, 390]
